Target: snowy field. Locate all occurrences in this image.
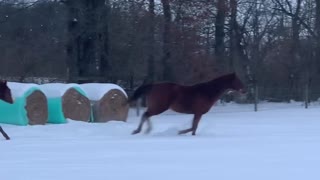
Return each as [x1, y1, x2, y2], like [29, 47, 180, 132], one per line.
[1, 102, 320, 180]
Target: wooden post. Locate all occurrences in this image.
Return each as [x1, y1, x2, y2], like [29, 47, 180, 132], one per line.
[305, 82, 309, 109]
[254, 83, 258, 112]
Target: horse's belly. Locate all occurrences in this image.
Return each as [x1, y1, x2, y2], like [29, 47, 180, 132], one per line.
[169, 102, 193, 114]
[170, 95, 215, 114]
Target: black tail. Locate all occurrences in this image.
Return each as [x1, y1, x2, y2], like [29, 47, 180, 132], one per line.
[128, 84, 153, 103]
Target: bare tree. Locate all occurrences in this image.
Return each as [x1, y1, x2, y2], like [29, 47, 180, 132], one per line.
[315, 0, 320, 73]
[161, 0, 173, 81]
[65, 0, 110, 83]
[65, 0, 80, 82]
[146, 0, 155, 82]
[215, 0, 227, 71]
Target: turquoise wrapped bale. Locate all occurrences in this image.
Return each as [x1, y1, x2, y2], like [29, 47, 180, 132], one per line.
[39, 83, 92, 123]
[0, 82, 48, 126]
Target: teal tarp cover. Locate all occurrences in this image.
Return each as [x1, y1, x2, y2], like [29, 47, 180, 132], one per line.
[45, 86, 93, 124]
[0, 87, 40, 126]
[0, 83, 93, 125]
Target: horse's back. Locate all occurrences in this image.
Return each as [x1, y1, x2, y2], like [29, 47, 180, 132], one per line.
[148, 82, 178, 97]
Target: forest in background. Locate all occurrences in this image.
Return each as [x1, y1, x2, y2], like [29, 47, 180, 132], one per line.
[1, 0, 320, 102]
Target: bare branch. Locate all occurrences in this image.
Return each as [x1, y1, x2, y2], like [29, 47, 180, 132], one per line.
[272, 0, 316, 38]
[285, 0, 293, 14]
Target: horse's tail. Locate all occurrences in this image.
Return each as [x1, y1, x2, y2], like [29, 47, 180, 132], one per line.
[127, 84, 153, 104]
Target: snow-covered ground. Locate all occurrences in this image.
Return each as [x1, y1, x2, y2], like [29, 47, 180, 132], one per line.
[1, 102, 320, 180]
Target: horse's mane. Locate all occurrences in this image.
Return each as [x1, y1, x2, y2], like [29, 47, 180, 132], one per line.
[0, 80, 7, 91]
[138, 73, 236, 88]
[198, 73, 236, 86]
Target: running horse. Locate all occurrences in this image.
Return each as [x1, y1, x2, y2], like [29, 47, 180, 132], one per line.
[0, 80, 13, 140]
[128, 73, 246, 135]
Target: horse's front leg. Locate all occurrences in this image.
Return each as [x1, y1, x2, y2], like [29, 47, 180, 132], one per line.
[191, 114, 202, 135]
[178, 114, 202, 136]
[0, 126, 10, 140]
[178, 128, 193, 135]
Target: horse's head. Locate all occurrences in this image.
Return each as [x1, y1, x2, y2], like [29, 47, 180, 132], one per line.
[0, 80, 13, 104]
[228, 73, 246, 94]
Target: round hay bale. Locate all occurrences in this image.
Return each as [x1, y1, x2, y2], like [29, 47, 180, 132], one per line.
[39, 83, 91, 123]
[62, 88, 91, 122]
[94, 89, 128, 122]
[25, 90, 48, 125]
[80, 83, 129, 122]
[0, 82, 48, 126]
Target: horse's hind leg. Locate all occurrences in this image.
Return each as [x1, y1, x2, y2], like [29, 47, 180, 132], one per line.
[0, 126, 10, 140]
[132, 112, 149, 135]
[178, 127, 193, 135]
[132, 98, 171, 135]
[191, 114, 202, 135]
[144, 117, 152, 134]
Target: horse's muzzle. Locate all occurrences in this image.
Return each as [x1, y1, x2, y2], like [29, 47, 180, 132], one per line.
[8, 98, 14, 104]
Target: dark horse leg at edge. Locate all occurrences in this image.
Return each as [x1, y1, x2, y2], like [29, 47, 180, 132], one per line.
[0, 80, 14, 140]
[127, 73, 246, 136]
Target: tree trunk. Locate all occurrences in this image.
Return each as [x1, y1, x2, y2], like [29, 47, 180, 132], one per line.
[81, 0, 107, 78]
[228, 0, 247, 77]
[65, 0, 110, 83]
[98, 0, 110, 80]
[290, 0, 301, 64]
[289, 0, 301, 99]
[229, 0, 237, 72]
[161, 0, 173, 81]
[315, 0, 320, 73]
[66, 0, 80, 83]
[215, 0, 226, 71]
[147, 0, 155, 82]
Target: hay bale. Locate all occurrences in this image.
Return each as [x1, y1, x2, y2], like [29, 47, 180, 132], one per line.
[25, 90, 48, 125]
[80, 83, 129, 122]
[0, 82, 48, 126]
[39, 83, 91, 123]
[62, 88, 91, 122]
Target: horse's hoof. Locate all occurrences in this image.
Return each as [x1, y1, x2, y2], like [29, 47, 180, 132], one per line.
[178, 129, 192, 135]
[131, 130, 140, 135]
[144, 128, 152, 134]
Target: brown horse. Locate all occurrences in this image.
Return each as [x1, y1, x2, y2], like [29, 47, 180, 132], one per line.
[128, 73, 246, 136]
[0, 80, 13, 140]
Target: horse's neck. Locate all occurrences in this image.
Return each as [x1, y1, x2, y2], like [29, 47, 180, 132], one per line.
[208, 78, 231, 90]
[202, 79, 231, 98]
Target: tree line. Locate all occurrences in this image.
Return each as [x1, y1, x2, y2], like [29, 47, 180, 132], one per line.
[1, 0, 320, 101]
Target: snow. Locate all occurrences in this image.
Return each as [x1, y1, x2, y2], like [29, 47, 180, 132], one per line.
[7, 82, 39, 98]
[80, 83, 128, 101]
[6, 82, 127, 100]
[39, 83, 84, 98]
[0, 102, 320, 180]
